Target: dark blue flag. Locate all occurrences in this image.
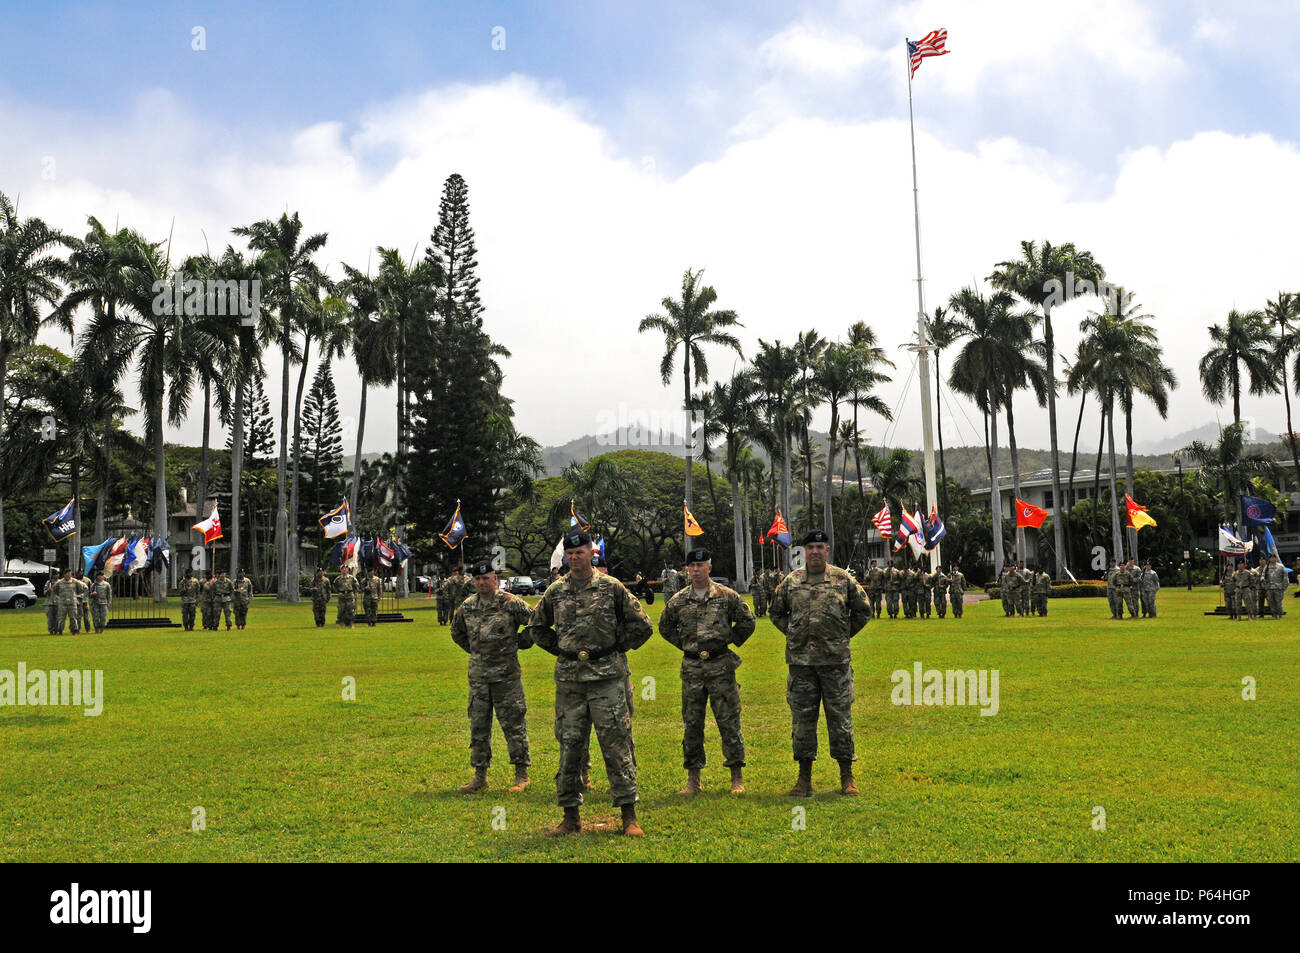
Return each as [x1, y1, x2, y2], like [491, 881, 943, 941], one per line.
[1241, 494, 1276, 526]
[43, 499, 77, 542]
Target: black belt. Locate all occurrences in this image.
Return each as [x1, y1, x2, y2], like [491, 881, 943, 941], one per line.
[684, 644, 730, 661]
[559, 645, 621, 662]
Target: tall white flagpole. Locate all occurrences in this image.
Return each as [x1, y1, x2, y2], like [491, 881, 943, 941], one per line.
[906, 39, 941, 568]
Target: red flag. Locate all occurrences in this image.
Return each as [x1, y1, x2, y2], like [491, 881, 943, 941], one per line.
[1015, 499, 1048, 529]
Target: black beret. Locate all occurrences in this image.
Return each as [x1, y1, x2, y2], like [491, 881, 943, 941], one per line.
[471, 561, 495, 577]
[686, 547, 711, 563]
[802, 529, 829, 545]
[563, 530, 592, 549]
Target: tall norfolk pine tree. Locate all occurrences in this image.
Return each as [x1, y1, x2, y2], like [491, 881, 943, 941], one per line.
[406, 173, 533, 559]
[297, 362, 344, 529]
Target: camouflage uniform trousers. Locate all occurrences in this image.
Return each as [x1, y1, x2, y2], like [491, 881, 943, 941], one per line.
[78, 600, 91, 633]
[182, 603, 197, 629]
[364, 597, 379, 626]
[568, 669, 635, 781]
[787, 663, 855, 762]
[468, 676, 530, 768]
[934, 591, 948, 618]
[1033, 592, 1048, 616]
[753, 587, 768, 617]
[220, 601, 234, 628]
[337, 595, 356, 626]
[680, 667, 745, 769]
[1123, 587, 1139, 618]
[1241, 588, 1258, 618]
[56, 603, 79, 634]
[91, 603, 108, 632]
[950, 591, 964, 618]
[234, 602, 250, 627]
[437, 597, 448, 625]
[1140, 591, 1157, 618]
[312, 597, 328, 626]
[1266, 588, 1285, 618]
[555, 676, 637, 808]
[867, 590, 882, 619]
[885, 591, 900, 619]
[901, 589, 915, 619]
[1223, 586, 1238, 619]
[46, 599, 58, 634]
[1107, 588, 1123, 618]
[1001, 589, 1015, 617]
[1018, 587, 1031, 617]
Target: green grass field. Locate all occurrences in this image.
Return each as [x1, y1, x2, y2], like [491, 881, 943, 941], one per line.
[1, 587, 1295, 862]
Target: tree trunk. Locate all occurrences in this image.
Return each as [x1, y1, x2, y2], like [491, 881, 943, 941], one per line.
[1043, 302, 1067, 578]
[730, 470, 746, 591]
[1125, 401, 1138, 562]
[1006, 395, 1025, 561]
[988, 393, 1005, 575]
[197, 377, 211, 544]
[276, 330, 291, 599]
[853, 402, 866, 512]
[1284, 330, 1300, 498]
[350, 375, 368, 519]
[823, 402, 839, 551]
[1091, 411, 1105, 551]
[1066, 392, 1086, 573]
[0, 351, 8, 569]
[1231, 357, 1241, 428]
[1106, 398, 1124, 562]
[683, 352, 693, 558]
[231, 372, 244, 575]
[287, 340, 312, 603]
[935, 350, 949, 518]
[153, 382, 168, 603]
[781, 420, 792, 570]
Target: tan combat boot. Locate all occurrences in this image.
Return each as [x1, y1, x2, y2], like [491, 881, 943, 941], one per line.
[509, 764, 530, 792]
[678, 768, 702, 795]
[729, 766, 744, 795]
[457, 765, 488, 794]
[621, 804, 644, 837]
[545, 807, 581, 836]
[788, 759, 813, 797]
[839, 760, 860, 796]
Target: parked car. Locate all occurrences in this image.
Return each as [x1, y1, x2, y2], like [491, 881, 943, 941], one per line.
[505, 576, 536, 595]
[710, 576, 731, 587]
[0, 576, 38, 609]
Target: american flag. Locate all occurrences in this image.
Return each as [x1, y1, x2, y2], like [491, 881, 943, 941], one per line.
[871, 505, 892, 538]
[908, 29, 948, 78]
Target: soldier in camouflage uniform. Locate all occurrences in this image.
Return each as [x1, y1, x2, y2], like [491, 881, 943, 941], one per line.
[752, 566, 769, 617]
[1032, 567, 1051, 616]
[1017, 562, 1033, 617]
[658, 547, 756, 796]
[45, 569, 59, 634]
[1139, 561, 1159, 619]
[232, 568, 253, 629]
[334, 565, 360, 628]
[1121, 558, 1141, 619]
[1000, 565, 1017, 617]
[90, 571, 112, 633]
[769, 529, 871, 798]
[213, 570, 235, 630]
[52, 570, 79, 634]
[526, 529, 653, 837]
[919, 569, 934, 619]
[310, 569, 331, 626]
[363, 569, 382, 626]
[947, 566, 966, 618]
[451, 561, 535, 794]
[1105, 559, 1123, 619]
[865, 560, 884, 619]
[1264, 554, 1290, 619]
[900, 566, 917, 619]
[74, 570, 91, 634]
[932, 566, 949, 618]
[1236, 561, 1259, 620]
[199, 574, 216, 630]
[179, 569, 199, 630]
[456, 569, 475, 616]
[1222, 561, 1240, 619]
[436, 575, 452, 625]
[884, 561, 902, 619]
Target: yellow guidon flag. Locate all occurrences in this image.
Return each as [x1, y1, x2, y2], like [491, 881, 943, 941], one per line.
[1125, 494, 1157, 531]
[684, 503, 705, 537]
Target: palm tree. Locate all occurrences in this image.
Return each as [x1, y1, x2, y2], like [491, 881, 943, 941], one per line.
[233, 213, 327, 598]
[1177, 422, 1280, 525]
[925, 305, 962, 518]
[750, 340, 799, 565]
[638, 268, 743, 533]
[1269, 292, 1300, 485]
[817, 338, 892, 553]
[338, 265, 396, 521]
[791, 330, 827, 532]
[551, 458, 642, 543]
[1199, 308, 1275, 428]
[707, 375, 760, 588]
[0, 192, 67, 568]
[286, 282, 349, 600]
[861, 446, 923, 559]
[990, 240, 1106, 577]
[948, 286, 1025, 574]
[79, 229, 193, 588]
[996, 309, 1048, 560]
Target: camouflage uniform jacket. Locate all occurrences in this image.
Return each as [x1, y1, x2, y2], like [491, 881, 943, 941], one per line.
[363, 577, 382, 600]
[1125, 566, 1143, 590]
[885, 567, 903, 591]
[948, 570, 966, 596]
[74, 577, 90, 604]
[451, 589, 534, 682]
[179, 577, 201, 605]
[91, 580, 112, 606]
[1140, 569, 1160, 595]
[310, 576, 331, 604]
[658, 581, 756, 678]
[526, 571, 653, 682]
[334, 574, 361, 598]
[233, 578, 253, 606]
[52, 578, 80, 606]
[769, 565, 871, 666]
[1265, 563, 1290, 590]
[1033, 572, 1052, 594]
[866, 566, 885, 593]
[213, 577, 235, 603]
[1105, 567, 1120, 591]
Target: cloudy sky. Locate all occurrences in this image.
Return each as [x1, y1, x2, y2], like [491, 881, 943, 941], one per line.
[4, 0, 1299, 458]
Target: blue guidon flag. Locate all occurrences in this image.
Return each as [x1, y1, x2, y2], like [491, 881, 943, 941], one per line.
[440, 503, 468, 549]
[43, 499, 77, 542]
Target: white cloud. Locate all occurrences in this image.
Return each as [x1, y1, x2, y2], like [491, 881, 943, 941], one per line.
[757, 23, 879, 77]
[4, 72, 1299, 468]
